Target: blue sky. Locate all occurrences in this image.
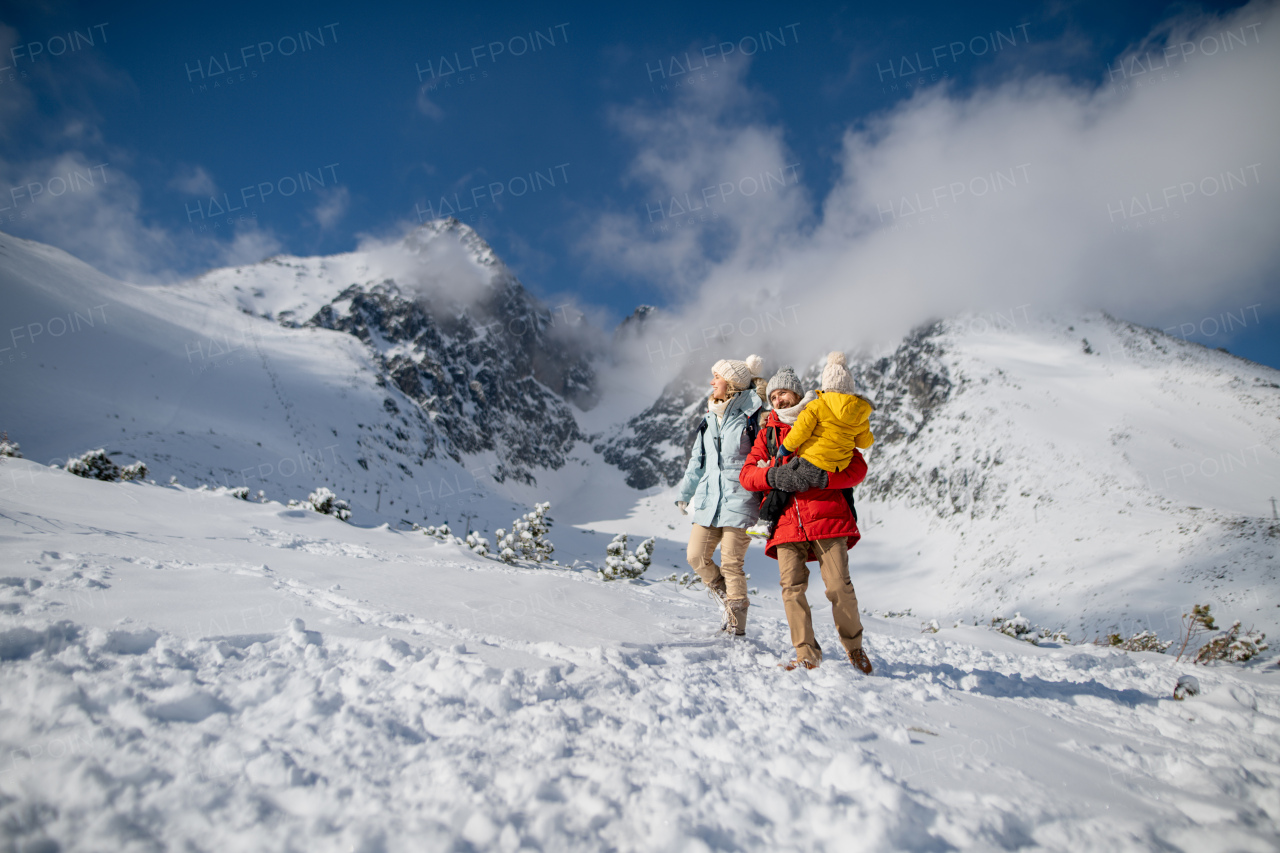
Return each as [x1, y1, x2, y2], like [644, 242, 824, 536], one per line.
[2, 0, 1278, 368]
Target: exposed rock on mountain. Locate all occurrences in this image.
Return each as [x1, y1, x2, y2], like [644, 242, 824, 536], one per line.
[594, 367, 708, 490]
[302, 221, 595, 485]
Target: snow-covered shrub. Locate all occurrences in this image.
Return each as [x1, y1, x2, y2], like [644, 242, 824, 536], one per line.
[464, 532, 490, 557]
[194, 484, 263, 502]
[1173, 674, 1201, 700]
[66, 449, 120, 481]
[1194, 621, 1268, 664]
[1104, 630, 1172, 653]
[662, 571, 703, 589]
[65, 449, 147, 483]
[990, 613, 1070, 646]
[1175, 604, 1217, 661]
[494, 502, 556, 564]
[290, 487, 351, 521]
[493, 530, 516, 563]
[414, 522, 452, 539]
[598, 533, 654, 581]
[412, 522, 490, 557]
[921, 619, 940, 634]
[120, 461, 148, 482]
[0, 433, 21, 458]
[413, 522, 457, 543]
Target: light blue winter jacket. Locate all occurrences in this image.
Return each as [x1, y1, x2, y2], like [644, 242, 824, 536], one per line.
[677, 389, 764, 529]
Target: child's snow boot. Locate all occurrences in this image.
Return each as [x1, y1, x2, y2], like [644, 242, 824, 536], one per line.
[757, 489, 792, 526]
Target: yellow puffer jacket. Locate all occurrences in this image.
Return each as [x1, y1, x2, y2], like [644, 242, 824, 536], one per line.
[781, 390, 875, 472]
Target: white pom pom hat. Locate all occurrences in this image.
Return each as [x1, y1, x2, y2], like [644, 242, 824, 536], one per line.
[820, 351, 854, 394]
[712, 354, 764, 391]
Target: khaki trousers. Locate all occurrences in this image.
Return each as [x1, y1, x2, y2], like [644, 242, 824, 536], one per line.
[776, 537, 864, 664]
[686, 524, 750, 601]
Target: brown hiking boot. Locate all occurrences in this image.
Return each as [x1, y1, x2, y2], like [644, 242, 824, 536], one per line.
[848, 648, 873, 675]
[781, 658, 819, 671]
[706, 583, 732, 632]
[727, 599, 748, 636]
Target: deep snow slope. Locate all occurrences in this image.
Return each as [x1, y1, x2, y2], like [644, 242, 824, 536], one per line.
[1, 457, 1278, 852]
[0, 223, 584, 530]
[846, 312, 1280, 641]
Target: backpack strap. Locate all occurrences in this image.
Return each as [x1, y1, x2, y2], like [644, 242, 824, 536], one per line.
[843, 487, 858, 523]
[698, 406, 763, 468]
[745, 408, 762, 448]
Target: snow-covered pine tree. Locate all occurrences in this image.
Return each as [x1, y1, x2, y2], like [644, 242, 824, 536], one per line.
[464, 532, 490, 557]
[0, 433, 21, 458]
[494, 502, 556, 564]
[120, 461, 148, 482]
[989, 613, 1070, 645]
[598, 533, 655, 581]
[291, 487, 352, 521]
[412, 522, 491, 557]
[1175, 604, 1216, 661]
[65, 449, 120, 481]
[494, 527, 516, 563]
[1194, 621, 1268, 663]
[1104, 629, 1172, 653]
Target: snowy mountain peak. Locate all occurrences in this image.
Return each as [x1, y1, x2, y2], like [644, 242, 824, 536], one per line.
[401, 217, 503, 270]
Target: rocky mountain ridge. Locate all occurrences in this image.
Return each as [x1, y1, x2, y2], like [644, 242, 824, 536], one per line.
[217, 218, 597, 486]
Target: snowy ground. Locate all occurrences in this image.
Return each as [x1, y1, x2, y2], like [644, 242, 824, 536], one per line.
[3, 458, 1279, 852]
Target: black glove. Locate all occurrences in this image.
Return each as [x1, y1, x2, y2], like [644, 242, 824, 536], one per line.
[767, 458, 829, 492]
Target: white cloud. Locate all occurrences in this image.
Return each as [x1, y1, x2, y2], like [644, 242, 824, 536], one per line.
[168, 165, 217, 196]
[0, 146, 285, 285]
[582, 59, 812, 291]
[312, 185, 350, 231]
[587, 0, 1280, 372]
[0, 51, 286, 285]
[217, 228, 284, 267]
[416, 86, 445, 121]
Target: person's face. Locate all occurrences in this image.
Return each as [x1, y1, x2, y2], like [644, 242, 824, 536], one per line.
[770, 389, 800, 409]
[710, 373, 731, 400]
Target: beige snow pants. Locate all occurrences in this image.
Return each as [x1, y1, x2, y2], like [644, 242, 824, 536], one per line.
[686, 524, 750, 601]
[776, 536, 864, 664]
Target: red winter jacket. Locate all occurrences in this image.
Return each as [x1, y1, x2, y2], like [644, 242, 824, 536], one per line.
[739, 409, 867, 560]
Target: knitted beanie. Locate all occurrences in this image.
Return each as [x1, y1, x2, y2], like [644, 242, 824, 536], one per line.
[765, 366, 803, 400]
[820, 351, 855, 394]
[712, 354, 764, 391]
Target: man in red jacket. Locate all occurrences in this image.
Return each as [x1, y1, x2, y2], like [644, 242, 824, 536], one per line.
[740, 366, 874, 674]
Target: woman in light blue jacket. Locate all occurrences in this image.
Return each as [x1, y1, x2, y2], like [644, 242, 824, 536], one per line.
[677, 354, 766, 635]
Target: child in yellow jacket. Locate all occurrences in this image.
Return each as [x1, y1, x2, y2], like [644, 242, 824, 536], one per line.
[764, 351, 874, 500]
[783, 351, 874, 467]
